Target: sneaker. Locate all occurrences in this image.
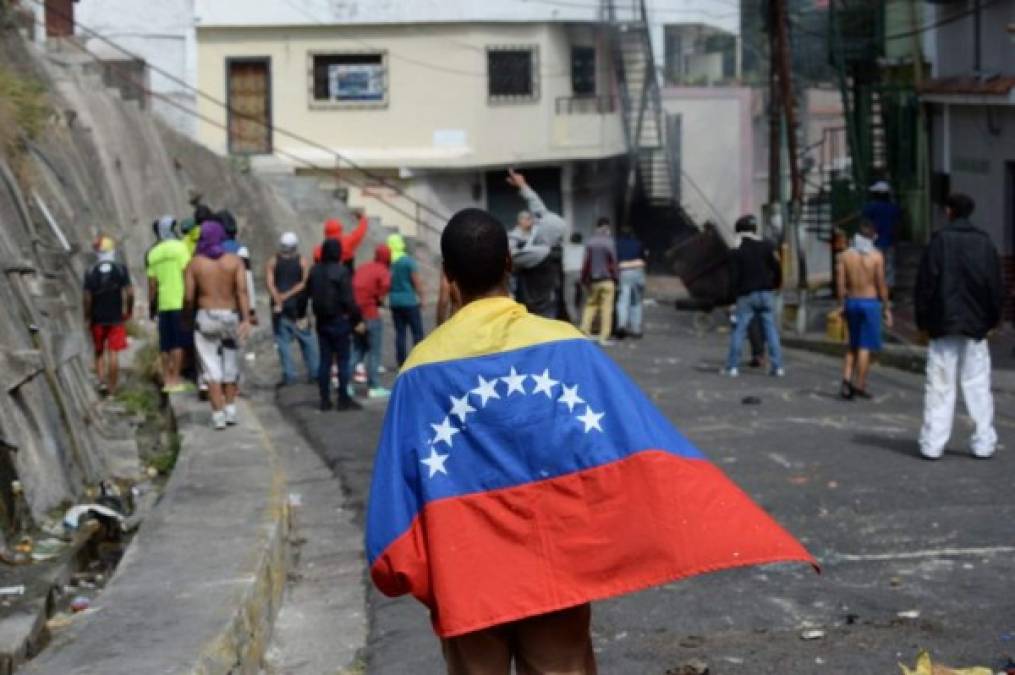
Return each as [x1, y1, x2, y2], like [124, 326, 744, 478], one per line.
[368, 387, 391, 399]
[353, 363, 367, 384]
[319, 399, 334, 412]
[212, 410, 227, 430]
[346, 385, 356, 398]
[719, 367, 739, 377]
[224, 404, 238, 426]
[770, 368, 786, 377]
[337, 398, 363, 411]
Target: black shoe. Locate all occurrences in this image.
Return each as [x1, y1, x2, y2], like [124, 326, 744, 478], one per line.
[749, 357, 763, 369]
[320, 399, 334, 411]
[853, 388, 872, 400]
[337, 398, 363, 411]
[839, 380, 854, 400]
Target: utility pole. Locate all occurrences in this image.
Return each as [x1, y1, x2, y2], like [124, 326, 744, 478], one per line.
[770, 0, 807, 332]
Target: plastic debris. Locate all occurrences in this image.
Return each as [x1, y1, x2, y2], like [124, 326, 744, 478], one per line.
[800, 628, 826, 640]
[70, 596, 91, 613]
[0, 585, 25, 596]
[63, 503, 125, 531]
[31, 538, 67, 561]
[46, 613, 74, 630]
[897, 650, 991, 675]
[896, 609, 920, 620]
[666, 659, 709, 675]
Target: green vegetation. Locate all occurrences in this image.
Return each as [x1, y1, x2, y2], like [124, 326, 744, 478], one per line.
[132, 340, 162, 383]
[115, 382, 160, 418]
[0, 65, 50, 154]
[148, 432, 180, 474]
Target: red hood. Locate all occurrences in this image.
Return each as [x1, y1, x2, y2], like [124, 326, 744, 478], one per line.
[374, 244, 391, 265]
[324, 218, 343, 238]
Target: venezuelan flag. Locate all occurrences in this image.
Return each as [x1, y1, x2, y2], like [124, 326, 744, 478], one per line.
[367, 297, 816, 638]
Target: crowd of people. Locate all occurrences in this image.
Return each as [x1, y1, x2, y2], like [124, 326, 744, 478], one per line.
[81, 172, 1002, 464]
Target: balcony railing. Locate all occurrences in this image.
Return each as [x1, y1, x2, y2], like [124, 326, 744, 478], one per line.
[555, 95, 617, 115]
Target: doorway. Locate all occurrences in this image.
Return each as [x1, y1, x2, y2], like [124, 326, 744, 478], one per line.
[44, 0, 74, 37]
[226, 58, 272, 155]
[485, 167, 563, 230]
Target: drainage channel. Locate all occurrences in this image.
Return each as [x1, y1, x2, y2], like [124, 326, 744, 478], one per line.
[0, 367, 172, 673]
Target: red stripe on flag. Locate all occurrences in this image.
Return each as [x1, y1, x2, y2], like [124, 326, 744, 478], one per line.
[371, 450, 818, 638]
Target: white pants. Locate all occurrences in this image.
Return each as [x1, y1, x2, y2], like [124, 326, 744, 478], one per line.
[194, 309, 240, 384]
[919, 337, 997, 459]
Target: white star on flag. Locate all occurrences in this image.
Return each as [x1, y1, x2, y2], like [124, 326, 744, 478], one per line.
[501, 367, 528, 396]
[449, 394, 476, 424]
[576, 406, 605, 433]
[431, 417, 460, 447]
[420, 446, 449, 478]
[558, 384, 584, 412]
[530, 369, 559, 398]
[471, 375, 501, 408]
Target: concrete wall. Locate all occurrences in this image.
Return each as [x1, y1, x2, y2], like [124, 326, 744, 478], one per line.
[926, 0, 1015, 78]
[73, 0, 198, 138]
[195, 22, 626, 170]
[930, 104, 1015, 253]
[662, 87, 754, 239]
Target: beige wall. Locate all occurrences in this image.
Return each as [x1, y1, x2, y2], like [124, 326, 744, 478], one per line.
[196, 22, 625, 169]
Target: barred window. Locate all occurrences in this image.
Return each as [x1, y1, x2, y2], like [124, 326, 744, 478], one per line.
[571, 46, 596, 96]
[488, 47, 539, 102]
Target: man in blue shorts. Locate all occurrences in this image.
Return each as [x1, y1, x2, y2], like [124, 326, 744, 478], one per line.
[836, 219, 892, 399]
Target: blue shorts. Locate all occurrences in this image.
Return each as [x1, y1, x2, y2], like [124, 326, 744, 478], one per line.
[844, 298, 883, 351]
[158, 310, 189, 352]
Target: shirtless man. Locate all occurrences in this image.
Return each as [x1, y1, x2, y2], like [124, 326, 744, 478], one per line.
[836, 219, 892, 399]
[184, 220, 252, 429]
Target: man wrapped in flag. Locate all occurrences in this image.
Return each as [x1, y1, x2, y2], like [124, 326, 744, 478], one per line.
[366, 209, 816, 673]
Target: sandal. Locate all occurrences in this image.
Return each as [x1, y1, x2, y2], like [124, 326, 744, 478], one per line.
[839, 380, 854, 400]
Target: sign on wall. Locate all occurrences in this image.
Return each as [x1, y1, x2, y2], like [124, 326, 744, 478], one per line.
[328, 63, 384, 102]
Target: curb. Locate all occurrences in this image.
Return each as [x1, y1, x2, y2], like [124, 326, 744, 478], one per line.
[782, 335, 928, 375]
[24, 395, 288, 675]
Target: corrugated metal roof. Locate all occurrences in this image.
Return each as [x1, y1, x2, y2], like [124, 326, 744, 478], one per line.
[919, 75, 1015, 96]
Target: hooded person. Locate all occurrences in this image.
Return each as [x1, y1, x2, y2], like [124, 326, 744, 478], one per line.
[266, 231, 319, 387]
[84, 236, 133, 395]
[308, 238, 364, 411]
[312, 211, 369, 268]
[505, 169, 566, 318]
[386, 233, 425, 366]
[184, 218, 253, 429]
[214, 210, 258, 324]
[146, 215, 192, 392]
[352, 243, 393, 398]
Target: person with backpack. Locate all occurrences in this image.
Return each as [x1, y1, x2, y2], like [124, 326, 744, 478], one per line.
[308, 239, 365, 411]
[83, 236, 134, 395]
[266, 232, 319, 387]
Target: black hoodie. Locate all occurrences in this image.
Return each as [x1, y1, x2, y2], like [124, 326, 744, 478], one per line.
[308, 239, 361, 324]
[915, 218, 1002, 340]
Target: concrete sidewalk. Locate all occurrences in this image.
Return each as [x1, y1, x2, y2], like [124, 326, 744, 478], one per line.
[25, 395, 288, 674]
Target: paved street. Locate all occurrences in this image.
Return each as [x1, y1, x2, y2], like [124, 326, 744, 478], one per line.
[277, 300, 1015, 674]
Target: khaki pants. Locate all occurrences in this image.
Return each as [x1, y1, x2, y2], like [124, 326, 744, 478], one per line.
[580, 280, 615, 344]
[442, 604, 596, 675]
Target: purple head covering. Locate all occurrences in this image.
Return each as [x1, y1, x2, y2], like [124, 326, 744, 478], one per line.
[196, 220, 227, 259]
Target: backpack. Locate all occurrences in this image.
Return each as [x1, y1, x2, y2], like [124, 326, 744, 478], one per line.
[309, 263, 349, 320]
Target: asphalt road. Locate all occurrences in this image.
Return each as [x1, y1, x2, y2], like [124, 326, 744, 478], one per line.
[277, 301, 1015, 674]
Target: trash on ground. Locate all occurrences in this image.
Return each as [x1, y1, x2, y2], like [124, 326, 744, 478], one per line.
[31, 538, 67, 561]
[896, 609, 921, 619]
[46, 612, 74, 630]
[800, 628, 826, 640]
[897, 650, 991, 675]
[288, 493, 303, 508]
[0, 585, 25, 596]
[741, 396, 762, 405]
[666, 658, 709, 675]
[63, 503, 124, 531]
[679, 635, 705, 648]
[70, 595, 91, 613]
[788, 476, 810, 485]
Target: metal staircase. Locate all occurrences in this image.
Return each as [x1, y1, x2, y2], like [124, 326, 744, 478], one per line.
[604, 0, 680, 215]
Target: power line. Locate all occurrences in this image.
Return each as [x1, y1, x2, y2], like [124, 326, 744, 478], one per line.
[23, 0, 452, 229]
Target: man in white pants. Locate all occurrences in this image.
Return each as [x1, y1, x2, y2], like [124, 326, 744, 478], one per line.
[915, 193, 1003, 460]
